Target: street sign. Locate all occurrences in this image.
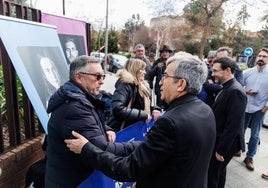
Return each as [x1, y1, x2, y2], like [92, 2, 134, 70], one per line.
[244, 47, 253, 57]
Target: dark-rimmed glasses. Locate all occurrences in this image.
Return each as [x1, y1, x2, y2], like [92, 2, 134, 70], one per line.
[79, 72, 106, 80]
[211, 69, 224, 73]
[161, 73, 180, 81]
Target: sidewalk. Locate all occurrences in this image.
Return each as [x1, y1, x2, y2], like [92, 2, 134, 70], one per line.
[226, 126, 268, 188]
[102, 72, 117, 94]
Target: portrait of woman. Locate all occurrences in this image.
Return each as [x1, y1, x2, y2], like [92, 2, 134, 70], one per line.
[17, 46, 68, 109]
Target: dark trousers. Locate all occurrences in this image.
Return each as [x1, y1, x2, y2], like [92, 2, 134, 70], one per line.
[207, 138, 239, 188]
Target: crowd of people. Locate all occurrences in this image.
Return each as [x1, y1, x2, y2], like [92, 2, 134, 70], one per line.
[26, 44, 268, 188]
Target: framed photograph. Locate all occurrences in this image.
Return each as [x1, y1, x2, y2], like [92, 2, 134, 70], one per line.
[58, 34, 86, 64]
[0, 15, 69, 133]
[41, 13, 88, 64]
[17, 46, 67, 108]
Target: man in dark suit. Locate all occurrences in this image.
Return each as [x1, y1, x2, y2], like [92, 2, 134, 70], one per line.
[207, 57, 247, 188]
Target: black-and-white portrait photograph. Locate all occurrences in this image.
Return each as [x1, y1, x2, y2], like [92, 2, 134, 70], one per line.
[17, 46, 69, 109]
[59, 34, 86, 64]
[0, 15, 70, 132]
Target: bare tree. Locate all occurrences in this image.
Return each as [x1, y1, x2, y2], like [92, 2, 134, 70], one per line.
[183, 0, 228, 58]
[146, 0, 181, 57]
[93, 18, 105, 51]
[150, 16, 170, 57]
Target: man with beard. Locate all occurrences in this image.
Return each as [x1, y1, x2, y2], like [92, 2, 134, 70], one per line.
[207, 57, 247, 188]
[243, 47, 268, 171]
[65, 38, 79, 64]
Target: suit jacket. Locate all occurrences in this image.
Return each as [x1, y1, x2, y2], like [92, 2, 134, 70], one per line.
[212, 78, 247, 155]
[81, 94, 216, 188]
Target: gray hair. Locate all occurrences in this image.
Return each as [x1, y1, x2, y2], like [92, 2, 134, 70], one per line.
[134, 43, 145, 50]
[166, 55, 208, 95]
[217, 46, 232, 57]
[69, 55, 101, 80]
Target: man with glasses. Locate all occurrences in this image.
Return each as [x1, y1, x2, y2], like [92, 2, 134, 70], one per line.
[203, 50, 222, 107]
[45, 55, 138, 187]
[243, 47, 268, 171]
[64, 54, 216, 188]
[207, 57, 247, 188]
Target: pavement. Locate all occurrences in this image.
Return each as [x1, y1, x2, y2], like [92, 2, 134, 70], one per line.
[103, 72, 268, 188]
[226, 126, 268, 188]
[102, 71, 117, 94]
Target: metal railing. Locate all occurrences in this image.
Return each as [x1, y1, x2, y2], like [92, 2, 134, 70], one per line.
[0, 0, 43, 154]
[0, 0, 92, 154]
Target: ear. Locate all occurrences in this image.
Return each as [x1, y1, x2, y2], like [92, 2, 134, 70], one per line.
[177, 79, 187, 92]
[74, 73, 83, 85]
[226, 67, 232, 74]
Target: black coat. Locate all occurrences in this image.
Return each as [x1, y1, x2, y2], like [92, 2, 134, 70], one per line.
[212, 78, 247, 155]
[45, 81, 138, 188]
[108, 68, 153, 132]
[149, 58, 166, 92]
[108, 78, 148, 131]
[81, 94, 216, 188]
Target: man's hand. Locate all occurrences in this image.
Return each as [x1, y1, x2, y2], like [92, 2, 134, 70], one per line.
[64, 131, 88, 154]
[145, 114, 152, 124]
[152, 110, 161, 121]
[246, 89, 259, 96]
[208, 79, 214, 84]
[215, 152, 224, 162]
[262, 106, 268, 113]
[106, 130, 116, 143]
[157, 62, 164, 68]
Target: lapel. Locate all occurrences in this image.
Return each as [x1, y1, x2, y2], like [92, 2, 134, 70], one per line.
[211, 88, 223, 109]
[211, 78, 234, 109]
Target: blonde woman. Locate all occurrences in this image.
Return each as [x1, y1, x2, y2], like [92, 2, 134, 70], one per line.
[108, 58, 161, 132]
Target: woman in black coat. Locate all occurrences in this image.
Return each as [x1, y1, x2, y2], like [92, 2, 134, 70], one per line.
[108, 58, 161, 132]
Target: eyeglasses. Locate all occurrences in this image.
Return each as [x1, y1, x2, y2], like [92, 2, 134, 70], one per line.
[161, 73, 180, 81]
[257, 55, 268, 58]
[211, 69, 223, 73]
[79, 72, 106, 80]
